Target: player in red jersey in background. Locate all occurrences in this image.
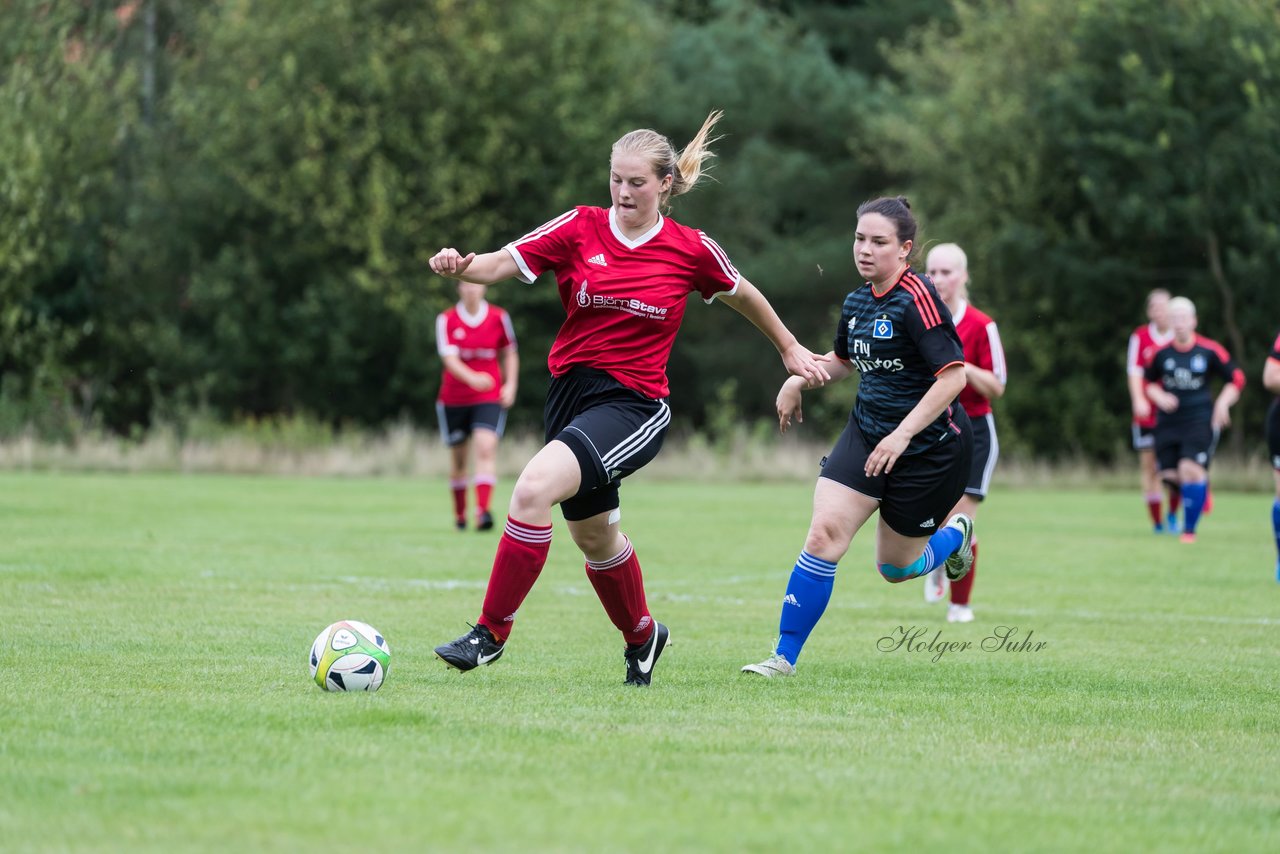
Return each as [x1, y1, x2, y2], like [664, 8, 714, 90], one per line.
[1263, 330, 1280, 580]
[435, 281, 518, 531]
[427, 111, 829, 685]
[922, 243, 1006, 623]
[1144, 297, 1244, 544]
[1127, 289, 1178, 532]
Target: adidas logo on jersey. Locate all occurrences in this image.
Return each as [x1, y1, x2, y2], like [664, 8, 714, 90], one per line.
[587, 253, 608, 266]
[919, 517, 936, 527]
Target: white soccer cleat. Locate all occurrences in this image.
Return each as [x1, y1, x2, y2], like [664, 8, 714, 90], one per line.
[741, 652, 796, 678]
[942, 514, 976, 582]
[946, 604, 974, 623]
[924, 570, 949, 603]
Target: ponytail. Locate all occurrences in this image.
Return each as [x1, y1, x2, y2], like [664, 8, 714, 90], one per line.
[611, 110, 725, 212]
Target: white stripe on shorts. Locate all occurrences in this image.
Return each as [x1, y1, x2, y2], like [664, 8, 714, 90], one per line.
[967, 412, 1000, 497]
[435, 401, 450, 444]
[599, 400, 671, 471]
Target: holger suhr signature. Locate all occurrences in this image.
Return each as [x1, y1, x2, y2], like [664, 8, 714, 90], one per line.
[877, 625, 1048, 663]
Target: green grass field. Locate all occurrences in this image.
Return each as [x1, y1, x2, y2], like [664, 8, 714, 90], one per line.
[3, 472, 1278, 852]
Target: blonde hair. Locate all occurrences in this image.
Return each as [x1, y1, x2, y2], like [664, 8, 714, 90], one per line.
[1168, 296, 1196, 316]
[926, 242, 970, 301]
[611, 110, 724, 212]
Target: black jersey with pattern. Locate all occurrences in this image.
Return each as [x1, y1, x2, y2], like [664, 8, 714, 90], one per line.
[1144, 335, 1244, 429]
[833, 267, 966, 455]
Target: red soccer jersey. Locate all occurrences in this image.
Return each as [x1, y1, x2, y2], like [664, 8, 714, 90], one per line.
[503, 206, 740, 399]
[435, 301, 517, 406]
[1127, 322, 1175, 428]
[1271, 331, 1280, 364]
[951, 300, 1006, 418]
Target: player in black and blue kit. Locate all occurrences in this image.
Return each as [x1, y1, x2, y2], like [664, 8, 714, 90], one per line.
[1143, 297, 1244, 544]
[742, 197, 975, 678]
[1260, 329, 1280, 579]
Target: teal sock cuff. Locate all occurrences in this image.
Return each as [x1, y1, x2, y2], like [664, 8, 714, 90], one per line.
[878, 549, 932, 583]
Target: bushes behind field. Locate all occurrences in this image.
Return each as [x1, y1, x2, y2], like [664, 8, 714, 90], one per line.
[2, 0, 1277, 461]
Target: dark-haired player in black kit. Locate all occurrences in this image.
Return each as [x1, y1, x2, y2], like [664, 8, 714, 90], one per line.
[742, 197, 975, 678]
[1144, 297, 1244, 544]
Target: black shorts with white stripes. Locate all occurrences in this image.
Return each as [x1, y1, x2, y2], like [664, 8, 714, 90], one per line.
[1131, 423, 1155, 451]
[436, 402, 506, 447]
[964, 412, 999, 499]
[545, 367, 671, 521]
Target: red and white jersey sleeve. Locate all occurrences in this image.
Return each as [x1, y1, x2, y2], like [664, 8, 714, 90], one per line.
[952, 300, 1006, 418]
[435, 302, 516, 406]
[501, 205, 740, 399]
[1271, 331, 1280, 364]
[1127, 322, 1174, 427]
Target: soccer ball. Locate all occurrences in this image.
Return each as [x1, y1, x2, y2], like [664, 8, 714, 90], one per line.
[309, 620, 391, 692]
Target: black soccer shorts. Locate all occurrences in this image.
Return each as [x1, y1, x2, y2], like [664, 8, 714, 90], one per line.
[1131, 423, 1155, 452]
[544, 367, 670, 521]
[964, 412, 999, 500]
[1154, 420, 1218, 471]
[436, 402, 506, 447]
[819, 408, 972, 538]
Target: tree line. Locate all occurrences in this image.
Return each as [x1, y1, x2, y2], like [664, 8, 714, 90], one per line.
[2, 0, 1277, 459]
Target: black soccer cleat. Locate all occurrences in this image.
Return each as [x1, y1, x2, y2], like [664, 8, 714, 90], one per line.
[623, 621, 670, 686]
[476, 511, 495, 531]
[435, 624, 505, 672]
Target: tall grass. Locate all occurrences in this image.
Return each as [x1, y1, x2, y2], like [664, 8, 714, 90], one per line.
[0, 416, 1274, 490]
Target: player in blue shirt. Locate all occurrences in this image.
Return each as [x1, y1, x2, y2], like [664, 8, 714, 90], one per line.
[1143, 297, 1244, 544]
[742, 196, 976, 677]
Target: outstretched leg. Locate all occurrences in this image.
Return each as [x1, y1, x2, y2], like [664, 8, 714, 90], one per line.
[744, 479, 877, 675]
[435, 441, 581, 672]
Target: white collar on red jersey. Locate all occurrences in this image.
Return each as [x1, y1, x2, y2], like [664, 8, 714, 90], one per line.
[951, 299, 968, 325]
[608, 207, 665, 250]
[1148, 322, 1173, 345]
[455, 301, 489, 327]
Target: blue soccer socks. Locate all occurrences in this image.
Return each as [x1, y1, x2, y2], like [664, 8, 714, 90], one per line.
[1181, 481, 1208, 535]
[775, 552, 837, 665]
[877, 524, 961, 583]
[1271, 499, 1280, 580]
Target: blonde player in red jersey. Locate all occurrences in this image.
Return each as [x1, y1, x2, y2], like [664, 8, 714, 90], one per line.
[1127, 289, 1178, 532]
[427, 111, 829, 685]
[923, 243, 1006, 623]
[435, 281, 518, 531]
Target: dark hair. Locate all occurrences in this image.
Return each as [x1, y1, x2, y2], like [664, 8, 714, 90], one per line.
[856, 196, 917, 247]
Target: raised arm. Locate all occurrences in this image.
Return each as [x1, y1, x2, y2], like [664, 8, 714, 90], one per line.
[719, 277, 830, 386]
[429, 248, 521, 285]
[774, 354, 856, 434]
